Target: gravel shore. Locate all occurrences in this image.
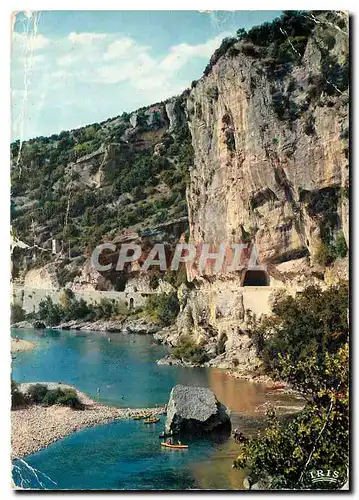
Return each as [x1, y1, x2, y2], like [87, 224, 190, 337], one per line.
[11, 383, 165, 459]
[11, 339, 35, 353]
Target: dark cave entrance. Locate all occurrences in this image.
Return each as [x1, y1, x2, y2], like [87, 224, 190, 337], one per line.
[242, 270, 270, 287]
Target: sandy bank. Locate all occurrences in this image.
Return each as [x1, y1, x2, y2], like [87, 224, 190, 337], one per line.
[11, 383, 165, 459]
[11, 339, 35, 353]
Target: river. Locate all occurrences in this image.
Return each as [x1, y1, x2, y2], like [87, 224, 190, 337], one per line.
[11, 327, 302, 490]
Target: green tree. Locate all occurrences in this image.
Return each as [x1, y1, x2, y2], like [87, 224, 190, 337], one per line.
[37, 296, 64, 326]
[234, 344, 348, 490]
[11, 380, 27, 409]
[11, 303, 25, 324]
[173, 336, 209, 365]
[236, 283, 349, 490]
[250, 283, 348, 377]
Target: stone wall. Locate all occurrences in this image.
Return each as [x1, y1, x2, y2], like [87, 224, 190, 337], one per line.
[11, 285, 148, 315]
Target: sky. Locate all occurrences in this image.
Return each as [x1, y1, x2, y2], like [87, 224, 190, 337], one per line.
[11, 10, 282, 141]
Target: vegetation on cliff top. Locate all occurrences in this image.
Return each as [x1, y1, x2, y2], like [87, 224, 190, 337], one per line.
[11, 98, 192, 280]
[202, 11, 347, 78]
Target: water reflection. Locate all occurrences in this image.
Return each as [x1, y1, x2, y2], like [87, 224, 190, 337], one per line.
[193, 438, 246, 490]
[208, 368, 303, 416]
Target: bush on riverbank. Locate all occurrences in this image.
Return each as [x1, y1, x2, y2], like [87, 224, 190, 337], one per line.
[235, 283, 349, 489]
[173, 335, 209, 365]
[27, 383, 48, 403]
[11, 380, 27, 409]
[26, 383, 83, 409]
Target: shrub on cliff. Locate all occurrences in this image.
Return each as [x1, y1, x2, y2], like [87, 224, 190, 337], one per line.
[145, 292, 180, 326]
[92, 298, 129, 320]
[11, 303, 25, 324]
[314, 241, 333, 266]
[332, 232, 348, 259]
[314, 232, 348, 266]
[173, 336, 209, 365]
[203, 37, 237, 75]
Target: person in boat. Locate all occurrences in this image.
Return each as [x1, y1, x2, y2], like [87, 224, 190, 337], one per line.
[167, 438, 172, 445]
[233, 428, 247, 444]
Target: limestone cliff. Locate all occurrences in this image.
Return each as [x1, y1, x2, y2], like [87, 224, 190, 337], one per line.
[171, 11, 349, 371]
[186, 12, 348, 278]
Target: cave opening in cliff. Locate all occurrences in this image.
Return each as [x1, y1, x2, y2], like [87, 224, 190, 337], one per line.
[243, 270, 270, 287]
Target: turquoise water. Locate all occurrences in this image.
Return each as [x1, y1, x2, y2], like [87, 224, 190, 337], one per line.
[13, 419, 218, 490]
[11, 327, 297, 490]
[11, 328, 211, 408]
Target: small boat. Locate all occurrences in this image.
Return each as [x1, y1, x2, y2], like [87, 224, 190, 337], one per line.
[266, 384, 286, 390]
[144, 417, 160, 424]
[161, 442, 188, 450]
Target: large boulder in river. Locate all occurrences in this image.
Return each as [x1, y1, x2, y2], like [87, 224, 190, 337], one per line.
[165, 385, 231, 436]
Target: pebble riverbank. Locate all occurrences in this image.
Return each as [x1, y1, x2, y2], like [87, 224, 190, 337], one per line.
[11, 383, 165, 459]
[11, 339, 35, 353]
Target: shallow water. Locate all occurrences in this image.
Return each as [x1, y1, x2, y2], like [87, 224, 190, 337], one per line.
[11, 328, 301, 490]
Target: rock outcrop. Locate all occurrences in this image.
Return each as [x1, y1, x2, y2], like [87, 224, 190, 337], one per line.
[165, 385, 231, 436]
[23, 263, 60, 290]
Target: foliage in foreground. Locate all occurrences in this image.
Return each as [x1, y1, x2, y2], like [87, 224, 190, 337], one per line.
[250, 283, 348, 378]
[235, 283, 349, 490]
[234, 344, 348, 489]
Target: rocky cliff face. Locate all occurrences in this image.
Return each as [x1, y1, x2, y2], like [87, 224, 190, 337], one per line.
[172, 12, 349, 370]
[186, 13, 348, 277]
[11, 95, 192, 289]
